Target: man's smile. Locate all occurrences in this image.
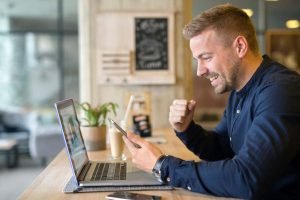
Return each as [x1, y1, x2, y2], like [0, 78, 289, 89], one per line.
[205, 74, 220, 86]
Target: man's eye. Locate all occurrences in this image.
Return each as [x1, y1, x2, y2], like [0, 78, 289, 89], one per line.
[203, 57, 212, 61]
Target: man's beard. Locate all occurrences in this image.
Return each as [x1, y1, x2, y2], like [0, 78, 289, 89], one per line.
[214, 59, 240, 94]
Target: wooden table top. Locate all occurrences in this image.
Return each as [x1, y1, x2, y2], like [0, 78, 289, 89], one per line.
[18, 128, 232, 200]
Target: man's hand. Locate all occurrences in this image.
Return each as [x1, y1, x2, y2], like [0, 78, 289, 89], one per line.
[123, 132, 163, 172]
[169, 99, 196, 132]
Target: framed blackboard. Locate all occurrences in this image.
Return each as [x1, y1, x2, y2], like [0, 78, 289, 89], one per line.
[135, 18, 168, 70]
[97, 12, 175, 84]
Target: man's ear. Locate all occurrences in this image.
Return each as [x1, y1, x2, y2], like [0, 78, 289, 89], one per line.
[233, 36, 248, 58]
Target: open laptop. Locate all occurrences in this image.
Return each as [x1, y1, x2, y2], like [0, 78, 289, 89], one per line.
[54, 98, 164, 188]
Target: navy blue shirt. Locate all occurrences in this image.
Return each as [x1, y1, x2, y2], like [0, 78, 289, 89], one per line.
[160, 55, 300, 199]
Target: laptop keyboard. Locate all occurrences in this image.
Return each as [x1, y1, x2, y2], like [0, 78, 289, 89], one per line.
[91, 162, 126, 181]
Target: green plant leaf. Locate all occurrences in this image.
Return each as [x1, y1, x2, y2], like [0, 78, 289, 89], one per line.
[77, 101, 118, 127]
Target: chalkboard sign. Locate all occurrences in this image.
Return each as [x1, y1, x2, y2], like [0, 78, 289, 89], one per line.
[135, 18, 168, 70]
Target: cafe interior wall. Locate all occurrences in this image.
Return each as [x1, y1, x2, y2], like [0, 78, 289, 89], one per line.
[79, 0, 193, 129]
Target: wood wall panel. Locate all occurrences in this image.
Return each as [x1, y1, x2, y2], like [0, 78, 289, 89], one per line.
[79, 0, 192, 129]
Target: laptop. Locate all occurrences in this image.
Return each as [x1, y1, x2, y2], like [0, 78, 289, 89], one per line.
[54, 98, 164, 188]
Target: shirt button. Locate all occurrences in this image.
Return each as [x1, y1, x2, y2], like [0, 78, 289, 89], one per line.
[187, 186, 191, 191]
[167, 177, 171, 182]
[236, 109, 240, 114]
[229, 137, 232, 142]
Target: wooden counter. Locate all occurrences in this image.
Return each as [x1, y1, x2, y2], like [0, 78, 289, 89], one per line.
[18, 128, 232, 200]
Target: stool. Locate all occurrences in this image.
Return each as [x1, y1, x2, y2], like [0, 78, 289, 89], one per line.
[0, 139, 19, 168]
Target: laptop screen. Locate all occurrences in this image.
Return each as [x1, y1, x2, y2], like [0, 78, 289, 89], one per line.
[55, 99, 88, 177]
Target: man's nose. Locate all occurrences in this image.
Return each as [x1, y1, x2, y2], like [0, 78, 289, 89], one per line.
[197, 62, 208, 77]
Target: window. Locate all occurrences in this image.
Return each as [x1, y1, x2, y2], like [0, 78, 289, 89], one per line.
[0, 0, 78, 109]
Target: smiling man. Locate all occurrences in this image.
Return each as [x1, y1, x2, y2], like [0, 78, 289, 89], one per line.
[123, 4, 300, 199]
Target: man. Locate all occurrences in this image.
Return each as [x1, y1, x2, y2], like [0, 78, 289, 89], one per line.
[123, 4, 300, 199]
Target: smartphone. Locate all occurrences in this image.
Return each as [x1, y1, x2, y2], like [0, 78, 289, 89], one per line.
[106, 191, 162, 200]
[109, 118, 142, 149]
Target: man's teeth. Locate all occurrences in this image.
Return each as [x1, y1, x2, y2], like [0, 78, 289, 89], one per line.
[210, 75, 218, 81]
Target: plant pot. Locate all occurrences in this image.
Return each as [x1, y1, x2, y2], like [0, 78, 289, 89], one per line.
[80, 126, 107, 151]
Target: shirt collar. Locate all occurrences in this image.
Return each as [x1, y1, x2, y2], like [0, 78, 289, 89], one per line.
[235, 55, 272, 98]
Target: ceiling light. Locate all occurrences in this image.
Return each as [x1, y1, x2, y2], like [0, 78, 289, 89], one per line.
[286, 20, 300, 29]
[242, 9, 253, 17]
[265, 0, 280, 2]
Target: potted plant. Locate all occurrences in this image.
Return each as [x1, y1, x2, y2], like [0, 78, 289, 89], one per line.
[77, 101, 118, 151]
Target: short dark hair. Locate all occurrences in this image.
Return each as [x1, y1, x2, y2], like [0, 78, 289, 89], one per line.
[183, 4, 259, 54]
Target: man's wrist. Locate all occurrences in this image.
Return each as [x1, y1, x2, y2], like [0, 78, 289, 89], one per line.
[174, 121, 195, 134]
[152, 154, 168, 183]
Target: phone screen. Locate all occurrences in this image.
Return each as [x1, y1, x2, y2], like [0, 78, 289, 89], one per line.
[106, 191, 162, 200]
[109, 118, 142, 149]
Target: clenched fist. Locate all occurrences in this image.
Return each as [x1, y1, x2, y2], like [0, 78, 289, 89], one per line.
[169, 99, 196, 132]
